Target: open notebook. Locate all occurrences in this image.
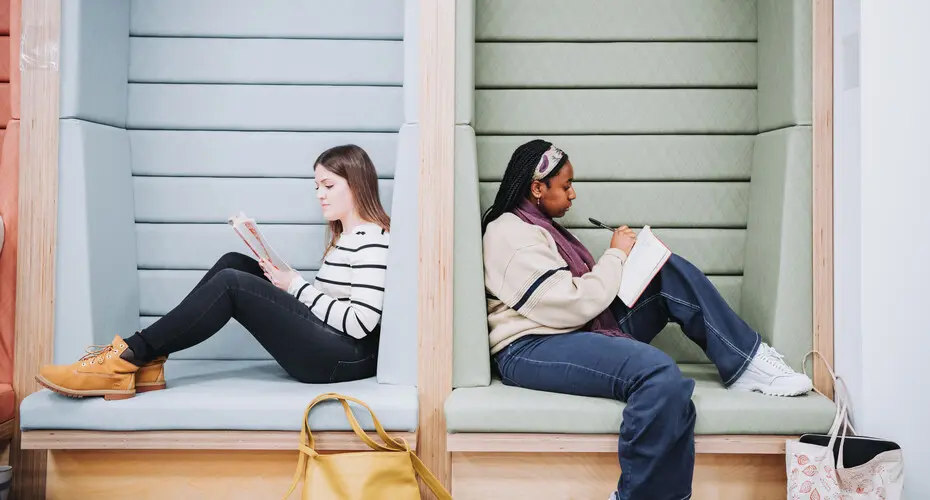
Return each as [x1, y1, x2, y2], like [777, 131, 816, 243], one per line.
[617, 226, 671, 308]
[227, 212, 293, 272]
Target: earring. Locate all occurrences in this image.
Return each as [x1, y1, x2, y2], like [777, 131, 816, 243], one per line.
[535, 197, 541, 206]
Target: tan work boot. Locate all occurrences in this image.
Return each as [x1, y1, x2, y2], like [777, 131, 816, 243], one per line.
[36, 335, 139, 400]
[136, 356, 168, 393]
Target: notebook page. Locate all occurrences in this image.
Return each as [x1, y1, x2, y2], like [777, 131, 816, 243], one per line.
[618, 226, 671, 307]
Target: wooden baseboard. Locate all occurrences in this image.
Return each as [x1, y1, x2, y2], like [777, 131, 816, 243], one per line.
[447, 433, 793, 455]
[23, 430, 416, 451]
[451, 452, 786, 500]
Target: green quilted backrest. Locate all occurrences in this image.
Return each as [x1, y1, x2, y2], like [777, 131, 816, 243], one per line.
[453, 0, 814, 386]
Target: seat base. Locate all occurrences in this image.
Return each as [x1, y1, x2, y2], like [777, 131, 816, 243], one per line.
[20, 360, 418, 432]
[446, 364, 835, 435]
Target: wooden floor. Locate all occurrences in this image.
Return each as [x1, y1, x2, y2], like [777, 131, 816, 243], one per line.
[451, 453, 786, 500]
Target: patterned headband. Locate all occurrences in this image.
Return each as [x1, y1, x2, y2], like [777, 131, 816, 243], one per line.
[532, 145, 565, 180]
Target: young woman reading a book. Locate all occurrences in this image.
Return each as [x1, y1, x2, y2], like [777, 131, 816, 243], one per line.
[482, 139, 813, 500]
[37, 145, 391, 398]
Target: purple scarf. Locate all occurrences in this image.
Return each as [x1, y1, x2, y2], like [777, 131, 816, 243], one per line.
[512, 198, 628, 338]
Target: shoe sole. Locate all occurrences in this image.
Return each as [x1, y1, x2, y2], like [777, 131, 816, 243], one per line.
[729, 380, 812, 397]
[135, 382, 166, 393]
[35, 375, 135, 401]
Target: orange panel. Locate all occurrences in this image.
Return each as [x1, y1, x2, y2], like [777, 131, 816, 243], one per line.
[9, 0, 17, 118]
[0, 37, 9, 82]
[0, 84, 9, 126]
[0, 384, 12, 422]
[0, 120, 18, 386]
[0, 0, 9, 36]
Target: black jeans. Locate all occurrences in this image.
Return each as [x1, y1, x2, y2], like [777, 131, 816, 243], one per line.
[127, 252, 379, 383]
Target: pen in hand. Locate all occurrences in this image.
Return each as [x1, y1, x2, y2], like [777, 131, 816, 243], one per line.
[588, 217, 616, 232]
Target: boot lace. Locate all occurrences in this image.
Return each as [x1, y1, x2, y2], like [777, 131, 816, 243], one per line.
[79, 342, 126, 366]
[759, 343, 793, 374]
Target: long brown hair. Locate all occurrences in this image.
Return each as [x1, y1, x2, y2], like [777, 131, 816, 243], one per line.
[313, 145, 391, 255]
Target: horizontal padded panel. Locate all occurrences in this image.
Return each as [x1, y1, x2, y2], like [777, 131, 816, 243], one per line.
[475, 0, 757, 42]
[477, 136, 753, 181]
[21, 360, 418, 432]
[127, 84, 404, 132]
[136, 224, 328, 270]
[0, 84, 8, 125]
[572, 229, 745, 275]
[133, 177, 393, 223]
[445, 365, 835, 435]
[757, 0, 813, 131]
[130, 0, 405, 40]
[476, 43, 756, 88]
[130, 38, 403, 86]
[139, 269, 318, 316]
[479, 182, 750, 228]
[475, 90, 757, 135]
[140, 316, 271, 360]
[129, 131, 397, 178]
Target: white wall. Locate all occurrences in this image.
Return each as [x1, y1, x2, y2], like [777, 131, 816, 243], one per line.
[836, 0, 930, 496]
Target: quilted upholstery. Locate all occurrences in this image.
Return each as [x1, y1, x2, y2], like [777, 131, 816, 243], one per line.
[455, 0, 475, 125]
[0, 383, 12, 423]
[445, 365, 835, 435]
[478, 182, 750, 228]
[129, 38, 404, 86]
[475, 89, 757, 135]
[55, 120, 140, 360]
[59, 0, 130, 127]
[8, 0, 18, 119]
[129, 131, 399, 178]
[477, 136, 754, 181]
[20, 360, 418, 432]
[0, 84, 7, 125]
[757, 0, 813, 131]
[129, 0, 404, 39]
[475, 0, 757, 41]
[476, 43, 756, 88]
[741, 126, 813, 371]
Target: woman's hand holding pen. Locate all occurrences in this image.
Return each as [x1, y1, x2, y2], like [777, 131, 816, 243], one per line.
[610, 226, 637, 255]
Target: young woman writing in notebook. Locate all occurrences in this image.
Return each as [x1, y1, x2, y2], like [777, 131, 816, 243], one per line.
[37, 145, 390, 399]
[481, 139, 813, 500]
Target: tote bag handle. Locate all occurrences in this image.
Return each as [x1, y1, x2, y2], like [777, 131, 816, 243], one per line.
[284, 393, 451, 500]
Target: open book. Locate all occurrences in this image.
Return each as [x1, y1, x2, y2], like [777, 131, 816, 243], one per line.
[227, 212, 293, 272]
[617, 226, 671, 308]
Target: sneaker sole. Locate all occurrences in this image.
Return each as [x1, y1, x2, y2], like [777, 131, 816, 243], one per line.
[729, 380, 812, 397]
[36, 375, 136, 401]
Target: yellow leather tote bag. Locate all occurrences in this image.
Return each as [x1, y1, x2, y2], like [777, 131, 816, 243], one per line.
[282, 393, 451, 500]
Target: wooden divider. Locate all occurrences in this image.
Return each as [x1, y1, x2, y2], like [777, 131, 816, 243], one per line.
[417, 0, 456, 496]
[11, 0, 58, 498]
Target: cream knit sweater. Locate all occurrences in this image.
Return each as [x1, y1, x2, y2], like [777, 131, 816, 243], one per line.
[483, 213, 628, 354]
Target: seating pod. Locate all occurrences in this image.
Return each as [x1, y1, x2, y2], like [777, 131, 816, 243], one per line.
[445, 1, 836, 498]
[18, 0, 422, 496]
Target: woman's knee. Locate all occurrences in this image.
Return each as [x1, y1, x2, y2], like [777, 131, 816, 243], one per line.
[216, 251, 255, 271]
[211, 267, 243, 289]
[640, 358, 695, 409]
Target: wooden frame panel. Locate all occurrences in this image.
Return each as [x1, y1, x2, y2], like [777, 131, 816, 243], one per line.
[812, 0, 835, 398]
[417, 0, 456, 495]
[11, 0, 59, 498]
[22, 431, 416, 451]
[9, 0, 834, 497]
[446, 433, 793, 455]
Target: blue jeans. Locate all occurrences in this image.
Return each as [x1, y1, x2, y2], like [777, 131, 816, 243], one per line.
[493, 254, 761, 500]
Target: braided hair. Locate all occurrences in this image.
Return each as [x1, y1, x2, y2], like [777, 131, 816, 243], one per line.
[481, 139, 569, 233]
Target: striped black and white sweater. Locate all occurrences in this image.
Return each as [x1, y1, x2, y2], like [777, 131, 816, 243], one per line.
[286, 223, 389, 339]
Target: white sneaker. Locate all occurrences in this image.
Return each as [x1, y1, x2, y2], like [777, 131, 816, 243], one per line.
[729, 342, 813, 396]
[608, 492, 620, 500]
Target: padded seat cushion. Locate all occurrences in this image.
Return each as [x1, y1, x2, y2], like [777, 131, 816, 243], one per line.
[20, 360, 418, 432]
[445, 364, 835, 435]
[0, 383, 13, 422]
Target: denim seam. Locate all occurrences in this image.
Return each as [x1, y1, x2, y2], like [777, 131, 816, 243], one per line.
[329, 352, 376, 382]
[659, 292, 700, 311]
[509, 356, 631, 385]
[703, 319, 750, 362]
[617, 294, 664, 325]
[723, 334, 760, 386]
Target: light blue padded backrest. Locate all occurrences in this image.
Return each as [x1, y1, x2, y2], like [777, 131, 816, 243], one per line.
[127, 0, 409, 367]
[55, 1, 136, 363]
[741, 0, 813, 371]
[453, 0, 760, 387]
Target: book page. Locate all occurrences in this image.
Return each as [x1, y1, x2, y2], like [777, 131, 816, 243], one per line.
[617, 226, 671, 307]
[228, 212, 293, 271]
